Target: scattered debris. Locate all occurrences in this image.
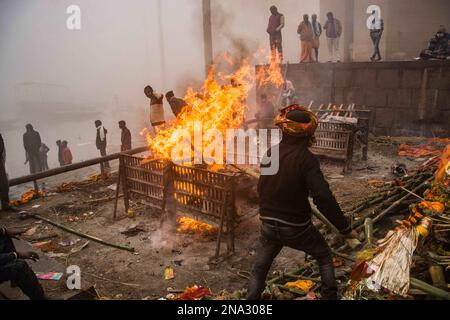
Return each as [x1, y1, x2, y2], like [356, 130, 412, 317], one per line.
[35, 272, 64, 281]
[32, 240, 56, 252]
[399, 143, 443, 158]
[23, 225, 39, 237]
[176, 286, 212, 300]
[120, 223, 146, 237]
[391, 163, 408, 177]
[22, 213, 135, 252]
[59, 238, 81, 247]
[10, 189, 44, 206]
[164, 266, 174, 280]
[56, 182, 80, 193]
[284, 279, 314, 292]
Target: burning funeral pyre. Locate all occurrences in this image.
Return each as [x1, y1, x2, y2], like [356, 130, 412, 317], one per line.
[142, 53, 283, 167]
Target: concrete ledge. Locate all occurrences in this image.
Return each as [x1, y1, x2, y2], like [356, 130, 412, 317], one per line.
[256, 60, 450, 137]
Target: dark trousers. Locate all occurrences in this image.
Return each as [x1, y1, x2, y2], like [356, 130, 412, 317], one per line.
[370, 30, 382, 60]
[269, 35, 283, 61]
[99, 146, 110, 171]
[0, 235, 45, 300]
[40, 155, 49, 171]
[28, 152, 42, 174]
[247, 221, 338, 300]
[0, 161, 9, 210]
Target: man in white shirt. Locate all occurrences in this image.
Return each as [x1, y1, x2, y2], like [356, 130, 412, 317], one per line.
[369, 11, 384, 62]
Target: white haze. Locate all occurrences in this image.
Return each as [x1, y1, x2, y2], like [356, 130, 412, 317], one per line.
[0, 0, 319, 178]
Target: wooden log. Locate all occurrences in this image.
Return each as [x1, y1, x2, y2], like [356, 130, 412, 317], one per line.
[364, 218, 374, 247]
[428, 264, 447, 291]
[9, 146, 149, 187]
[113, 165, 122, 220]
[332, 250, 356, 262]
[267, 262, 313, 286]
[410, 278, 450, 300]
[310, 204, 342, 238]
[86, 194, 123, 205]
[28, 214, 135, 252]
[371, 179, 431, 225]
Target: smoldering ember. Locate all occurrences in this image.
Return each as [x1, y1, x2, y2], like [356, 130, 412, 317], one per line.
[0, 0, 449, 303]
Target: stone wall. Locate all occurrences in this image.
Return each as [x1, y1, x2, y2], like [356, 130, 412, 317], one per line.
[256, 60, 450, 137]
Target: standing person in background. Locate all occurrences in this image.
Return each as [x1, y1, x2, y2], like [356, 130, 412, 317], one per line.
[39, 143, 50, 171]
[297, 14, 314, 63]
[56, 140, 64, 167]
[61, 141, 73, 165]
[118, 121, 132, 152]
[323, 12, 342, 63]
[23, 124, 42, 174]
[281, 80, 298, 107]
[0, 134, 13, 212]
[255, 94, 275, 130]
[311, 14, 322, 62]
[95, 120, 110, 171]
[267, 5, 285, 62]
[369, 10, 384, 62]
[144, 86, 166, 133]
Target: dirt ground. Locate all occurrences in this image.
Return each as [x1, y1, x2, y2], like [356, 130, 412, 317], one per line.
[0, 136, 437, 300]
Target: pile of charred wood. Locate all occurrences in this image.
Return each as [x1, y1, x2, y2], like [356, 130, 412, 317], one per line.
[263, 147, 450, 300]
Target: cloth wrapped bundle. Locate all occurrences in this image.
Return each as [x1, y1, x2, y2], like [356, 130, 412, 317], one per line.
[363, 226, 418, 296]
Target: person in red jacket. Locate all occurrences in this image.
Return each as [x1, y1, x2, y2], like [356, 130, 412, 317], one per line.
[61, 141, 73, 165]
[267, 6, 285, 62]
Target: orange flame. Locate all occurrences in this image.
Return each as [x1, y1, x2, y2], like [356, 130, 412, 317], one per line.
[255, 54, 284, 88]
[143, 53, 284, 166]
[435, 144, 450, 182]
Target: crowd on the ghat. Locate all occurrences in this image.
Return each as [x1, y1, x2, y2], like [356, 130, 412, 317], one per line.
[266, 5, 449, 63]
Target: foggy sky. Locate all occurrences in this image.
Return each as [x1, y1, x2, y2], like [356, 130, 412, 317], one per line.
[0, 0, 322, 178]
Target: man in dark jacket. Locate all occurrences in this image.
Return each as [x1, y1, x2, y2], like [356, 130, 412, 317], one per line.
[165, 91, 188, 118]
[0, 134, 13, 212]
[0, 226, 46, 299]
[95, 120, 110, 170]
[247, 105, 357, 300]
[23, 124, 42, 174]
[118, 120, 132, 152]
[267, 5, 285, 62]
[420, 26, 450, 60]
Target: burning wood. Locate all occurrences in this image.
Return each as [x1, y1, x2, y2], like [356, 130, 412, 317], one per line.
[142, 53, 284, 168]
[176, 216, 217, 238]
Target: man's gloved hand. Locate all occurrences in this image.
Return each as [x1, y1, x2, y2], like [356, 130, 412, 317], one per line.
[17, 251, 40, 262]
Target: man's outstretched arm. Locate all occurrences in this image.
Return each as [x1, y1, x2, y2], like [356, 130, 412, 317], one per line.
[302, 155, 352, 235]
